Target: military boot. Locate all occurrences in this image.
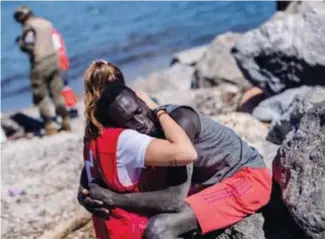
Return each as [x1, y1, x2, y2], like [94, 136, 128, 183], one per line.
[61, 116, 72, 131]
[44, 121, 58, 136]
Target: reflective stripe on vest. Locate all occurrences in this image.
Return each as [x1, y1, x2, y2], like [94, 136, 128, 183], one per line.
[51, 28, 69, 71]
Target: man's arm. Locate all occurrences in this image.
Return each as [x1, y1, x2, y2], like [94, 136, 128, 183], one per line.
[18, 28, 35, 53]
[89, 164, 193, 213]
[77, 167, 110, 218]
[88, 106, 201, 213]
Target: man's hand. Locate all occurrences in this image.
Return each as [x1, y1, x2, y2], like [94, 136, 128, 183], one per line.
[77, 185, 110, 219]
[89, 183, 115, 207]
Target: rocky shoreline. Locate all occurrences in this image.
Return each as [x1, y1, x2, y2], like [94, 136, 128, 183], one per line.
[2, 2, 325, 239]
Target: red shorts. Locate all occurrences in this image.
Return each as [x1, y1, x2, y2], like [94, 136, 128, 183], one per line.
[186, 167, 272, 234]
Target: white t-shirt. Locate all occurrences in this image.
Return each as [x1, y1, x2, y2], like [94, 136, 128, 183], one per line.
[116, 129, 153, 187]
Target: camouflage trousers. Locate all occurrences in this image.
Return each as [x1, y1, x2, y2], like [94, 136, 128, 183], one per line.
[30, 54, 68, 122]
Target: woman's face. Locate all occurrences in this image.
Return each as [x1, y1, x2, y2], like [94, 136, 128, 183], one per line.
[107, 89, 159, 135]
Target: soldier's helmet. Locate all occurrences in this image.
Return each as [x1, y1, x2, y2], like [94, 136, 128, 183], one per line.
[13, 6, 33, 23]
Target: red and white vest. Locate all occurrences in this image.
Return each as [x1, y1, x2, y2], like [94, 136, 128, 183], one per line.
[84, 128, 162, 239]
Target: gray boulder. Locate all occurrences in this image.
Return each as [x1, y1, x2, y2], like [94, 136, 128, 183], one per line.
[266, 87, 325, 144]
[252, 86, 315, 123]
[273, 101, 325, 239]
[232, 2, 325, 95]
[192, 32, 251, 90]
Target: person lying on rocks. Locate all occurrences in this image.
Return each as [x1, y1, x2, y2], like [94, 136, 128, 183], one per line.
[78, 60, 272, 239]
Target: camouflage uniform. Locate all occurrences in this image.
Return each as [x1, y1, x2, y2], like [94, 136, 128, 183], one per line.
[17, 14, 70, 134]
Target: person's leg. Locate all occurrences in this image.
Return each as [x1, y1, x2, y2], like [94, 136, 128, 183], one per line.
[186, 167, 272, 235]
[30, 69, 57, 135]
[238, 86, 266, 114]
[48, 69, 71, 131]
[143, 203, 198, 239]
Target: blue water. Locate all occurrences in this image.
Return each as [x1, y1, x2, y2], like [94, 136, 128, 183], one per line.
[1, 1, 275, 112]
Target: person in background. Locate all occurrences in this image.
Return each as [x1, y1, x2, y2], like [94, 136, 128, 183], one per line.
[14, 6, 71, 135]
[51, 28, 79, 118]
[1, 115, 25, 141]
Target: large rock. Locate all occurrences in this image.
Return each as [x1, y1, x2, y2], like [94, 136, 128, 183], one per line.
[232, 2, 325, 95]
[154, 84, 242, 116]
[273, 101, 325, 239]
[192, 32, 251, 90]
[276, 1, 303, 14]
[266, 87, 325, 144]
[131, 63, 194, 94]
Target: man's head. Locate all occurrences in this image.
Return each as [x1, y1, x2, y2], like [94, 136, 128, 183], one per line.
[13, 6, 33, 24]
[96, 81, 159, 135]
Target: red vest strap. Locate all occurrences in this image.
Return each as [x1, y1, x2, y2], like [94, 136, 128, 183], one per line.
[96, 128, 124, 153]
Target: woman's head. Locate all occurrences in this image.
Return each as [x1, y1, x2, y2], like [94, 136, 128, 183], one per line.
[84, 60, 125, 138]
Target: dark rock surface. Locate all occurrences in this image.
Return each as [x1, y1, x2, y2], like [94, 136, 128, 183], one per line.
[232, 2, 325, 95]
[266, 87, 325, 144]
[273, 101, 325, 239]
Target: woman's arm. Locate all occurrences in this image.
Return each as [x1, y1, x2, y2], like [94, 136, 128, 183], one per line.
[88, 106, 201, 213]
[136, 92, 198, 167]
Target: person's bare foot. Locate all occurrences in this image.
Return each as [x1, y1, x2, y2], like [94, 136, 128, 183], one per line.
[238, 87, 266, 114]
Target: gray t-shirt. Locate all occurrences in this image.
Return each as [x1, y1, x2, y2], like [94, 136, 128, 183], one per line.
[166, 105, 265, 185]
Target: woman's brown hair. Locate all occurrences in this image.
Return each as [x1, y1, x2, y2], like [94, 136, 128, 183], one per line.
[84, 60, 125, 139]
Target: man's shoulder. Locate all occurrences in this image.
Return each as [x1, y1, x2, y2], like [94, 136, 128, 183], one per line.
[26, 17, 53, 28]
[164, 104, 197, 114]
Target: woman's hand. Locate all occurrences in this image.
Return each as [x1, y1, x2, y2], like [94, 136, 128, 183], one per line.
[135, 91, 159, 110]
